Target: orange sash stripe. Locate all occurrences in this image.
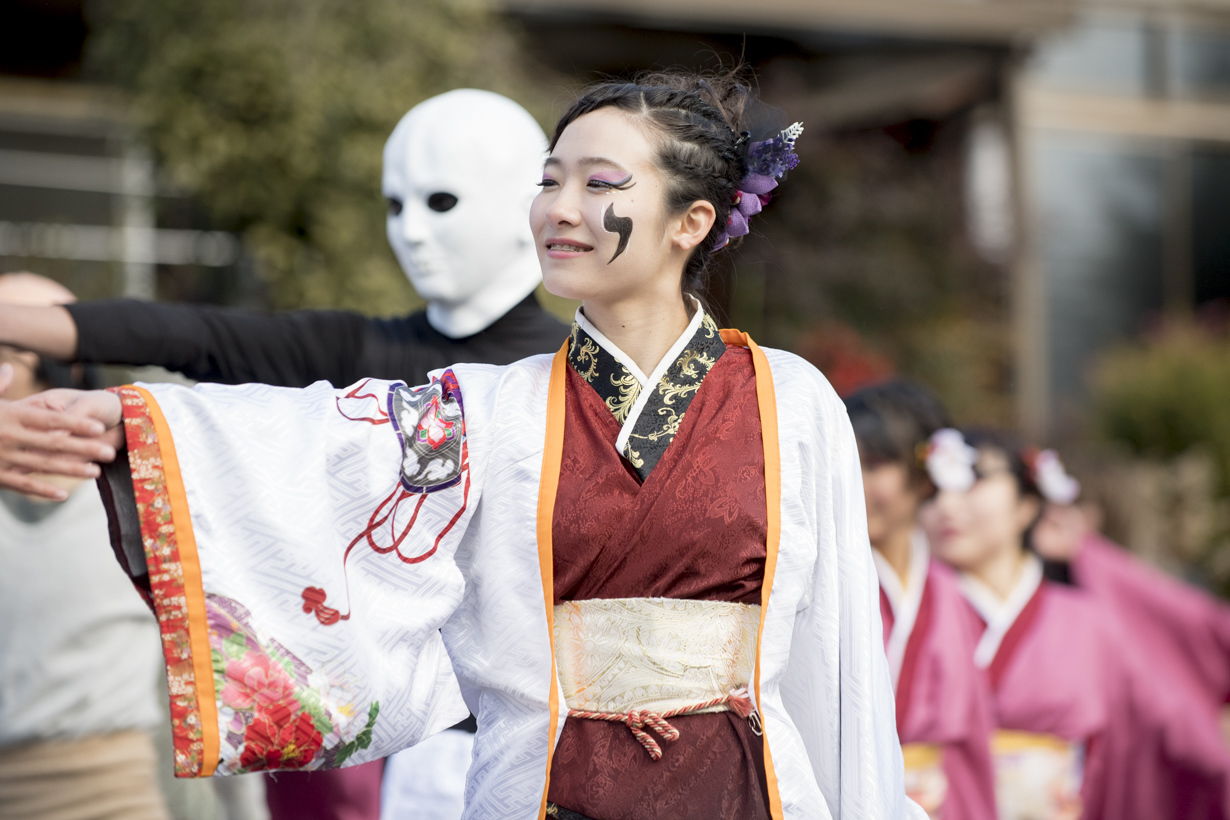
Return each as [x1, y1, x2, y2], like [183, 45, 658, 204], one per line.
[721, 328, 785, 820]
[535, 342, 569, 819]
[133, 386, 221, 777]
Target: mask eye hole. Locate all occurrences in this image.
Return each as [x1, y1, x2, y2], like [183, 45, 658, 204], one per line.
[427, 192, 459, 212]
[386, 197, 403, 216]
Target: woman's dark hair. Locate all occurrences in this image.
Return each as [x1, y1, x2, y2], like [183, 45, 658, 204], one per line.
[844, 379, 951, 489]
[549, 69, 753, 303]
[960, 428, 1040, 499]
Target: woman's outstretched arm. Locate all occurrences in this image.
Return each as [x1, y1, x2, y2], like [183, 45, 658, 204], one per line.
[0, 363, 122, 499]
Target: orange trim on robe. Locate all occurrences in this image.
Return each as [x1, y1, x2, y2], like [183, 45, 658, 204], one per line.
[111, 386, 220, 777]
[134, 386, 221, 778]
[721, 327, 785, 820]
[536, 342, 570, 819]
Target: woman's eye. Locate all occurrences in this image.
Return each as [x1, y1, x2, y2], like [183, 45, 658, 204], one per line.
[588, 174, 634, 192]
[427, 192, 459, 212]
[536, 179, 558, 188]
[386, 197, 403, 216]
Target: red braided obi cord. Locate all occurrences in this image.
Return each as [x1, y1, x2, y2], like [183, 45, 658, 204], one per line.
[553, 598, 762, 762]
[567, 688, 756, 760]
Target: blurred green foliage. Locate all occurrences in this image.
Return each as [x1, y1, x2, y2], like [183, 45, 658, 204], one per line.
[85, 0, 545, 314]
[1092, 322, 1230, 493]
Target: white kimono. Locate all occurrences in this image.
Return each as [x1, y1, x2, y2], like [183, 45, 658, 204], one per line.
[100, 327, 921, 820]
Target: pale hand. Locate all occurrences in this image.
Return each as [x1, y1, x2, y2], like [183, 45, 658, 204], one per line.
[0, 363, 123, 500]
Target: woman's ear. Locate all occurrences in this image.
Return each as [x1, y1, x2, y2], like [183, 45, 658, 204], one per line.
[672, 200, 717, 252]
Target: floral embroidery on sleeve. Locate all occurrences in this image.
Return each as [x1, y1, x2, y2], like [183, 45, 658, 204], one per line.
[210, 594, 379, 773]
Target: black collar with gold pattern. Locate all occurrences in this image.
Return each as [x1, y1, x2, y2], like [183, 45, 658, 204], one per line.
[567, 312, 727, 481]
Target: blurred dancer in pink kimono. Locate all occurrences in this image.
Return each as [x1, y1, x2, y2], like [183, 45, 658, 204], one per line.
[1034, 485, 1230, 818]
[844, 381, 997, 820]
[918, 428, 1147, 820]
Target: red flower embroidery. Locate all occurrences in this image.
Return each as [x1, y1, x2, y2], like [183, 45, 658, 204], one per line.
[221, 653, 299, 713]
[238, 708, 323, 771]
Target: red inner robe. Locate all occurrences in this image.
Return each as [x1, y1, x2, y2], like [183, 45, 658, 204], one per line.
[546, 346, 773, 820]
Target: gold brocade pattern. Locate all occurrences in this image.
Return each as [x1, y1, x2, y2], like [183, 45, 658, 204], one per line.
[568, 326, 601, 383]
[606, 372, 641, 424]
[622, 315, 726, 479]
[566, 312, 727, 480]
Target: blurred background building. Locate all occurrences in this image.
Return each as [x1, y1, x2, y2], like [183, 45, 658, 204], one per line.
[2, 0, 1229, 584]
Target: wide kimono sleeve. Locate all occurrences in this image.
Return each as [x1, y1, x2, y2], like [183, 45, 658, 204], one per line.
[761, 348, 924, 820]
[1075, 534, 1230, 709]
[97, 374, 482, 778]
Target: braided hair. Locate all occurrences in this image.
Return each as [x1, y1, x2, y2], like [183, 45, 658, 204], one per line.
[549, 70, 753, 303]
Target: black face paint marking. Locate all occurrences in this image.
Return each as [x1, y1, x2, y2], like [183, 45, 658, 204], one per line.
[603, 204, 632, 264]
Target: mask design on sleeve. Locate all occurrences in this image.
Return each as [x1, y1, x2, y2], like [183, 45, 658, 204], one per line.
[603, 204, 633, 264]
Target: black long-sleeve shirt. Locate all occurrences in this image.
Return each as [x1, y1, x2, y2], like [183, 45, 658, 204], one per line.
[67, 293, 570, 388]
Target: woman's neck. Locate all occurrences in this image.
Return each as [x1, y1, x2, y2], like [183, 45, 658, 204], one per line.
[967, 543, 1028, 602]
[582, 294, 693, 377]
[873, 524, 914, 589]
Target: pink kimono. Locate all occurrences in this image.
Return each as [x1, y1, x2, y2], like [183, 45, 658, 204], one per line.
[1072, 534, 1230, 818]
[877, 536, 997, 820]
[958, 556, 1139, 820]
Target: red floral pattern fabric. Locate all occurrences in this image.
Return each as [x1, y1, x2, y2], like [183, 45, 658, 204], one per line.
[112, 387, 381, 777]
[113, 386, 207, 776]
[547, 347, 772, 820]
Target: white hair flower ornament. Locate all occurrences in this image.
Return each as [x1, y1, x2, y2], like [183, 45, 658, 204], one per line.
[1028, 449, 1081, 505]
[921, 428, 978, 493]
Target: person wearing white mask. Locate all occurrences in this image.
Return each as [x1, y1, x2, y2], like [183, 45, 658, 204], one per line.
[0, 88, 565, 501]
[0, 90, 565, 820]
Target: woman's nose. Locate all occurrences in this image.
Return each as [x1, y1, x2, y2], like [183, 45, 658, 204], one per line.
[543, 186, 582, 227]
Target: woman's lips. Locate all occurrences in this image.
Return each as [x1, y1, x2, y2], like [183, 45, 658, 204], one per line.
[545, 238, 593, 258]
[936, 524, 962, 543]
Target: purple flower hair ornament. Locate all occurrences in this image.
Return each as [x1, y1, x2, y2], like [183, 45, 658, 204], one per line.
[715, 122, 804, 249]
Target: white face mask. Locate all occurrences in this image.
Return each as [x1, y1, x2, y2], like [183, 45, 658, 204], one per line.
[382, 90, 548, 337]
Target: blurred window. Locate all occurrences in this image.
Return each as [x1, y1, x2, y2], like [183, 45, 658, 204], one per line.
[1193, 147, 1230, 305]
[1170, 26, 1230, 102]
[1033, 133, 1165, 412]
[1029, 18, 1151, 97]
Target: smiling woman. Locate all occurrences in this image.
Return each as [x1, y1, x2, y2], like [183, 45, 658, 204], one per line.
[10, 70, 924, 820]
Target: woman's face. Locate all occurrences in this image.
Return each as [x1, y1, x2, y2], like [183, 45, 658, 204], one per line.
[920, 447, 1039, 573]
[531, 107, 708, 305]
[860, 460, 923, 549]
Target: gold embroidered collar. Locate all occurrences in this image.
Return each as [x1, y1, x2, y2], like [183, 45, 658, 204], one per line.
[567, 307, 726, 481]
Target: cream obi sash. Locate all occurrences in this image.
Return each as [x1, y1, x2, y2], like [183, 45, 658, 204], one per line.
[553, 598, 760, 759]
[991, 730, 1083, 820]
[901, 743, 948, 819]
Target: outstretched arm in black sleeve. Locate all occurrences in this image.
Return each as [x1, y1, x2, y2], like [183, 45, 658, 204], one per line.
[65, 300, 372, 387]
